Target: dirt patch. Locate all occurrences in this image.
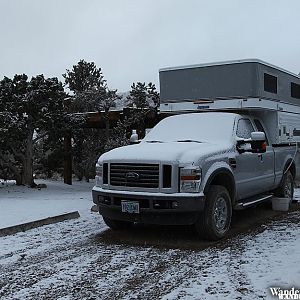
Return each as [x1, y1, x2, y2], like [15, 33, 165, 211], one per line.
[96, 202, 300, 250]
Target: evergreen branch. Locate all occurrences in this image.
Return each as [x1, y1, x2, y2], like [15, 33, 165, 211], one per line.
[9, 146, 25, 162]
[33, 132, 48, 144]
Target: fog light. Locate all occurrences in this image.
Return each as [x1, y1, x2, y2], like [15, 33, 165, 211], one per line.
[98, 195, 111, 205]
[172, 201, 178, 208]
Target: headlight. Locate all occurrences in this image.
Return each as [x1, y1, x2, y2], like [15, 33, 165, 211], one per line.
[180, 166, 201, 193]
[95, 163, 103, 187]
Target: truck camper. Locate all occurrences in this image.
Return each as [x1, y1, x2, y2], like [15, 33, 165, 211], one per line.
[93, 59, 300, 240]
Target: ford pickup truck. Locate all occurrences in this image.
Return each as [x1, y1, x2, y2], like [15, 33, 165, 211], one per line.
[92, 112, 296, 240]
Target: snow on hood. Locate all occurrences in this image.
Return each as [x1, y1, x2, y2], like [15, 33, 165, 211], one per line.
[99, 113, 238, 165]
[99, 141, 232, 165]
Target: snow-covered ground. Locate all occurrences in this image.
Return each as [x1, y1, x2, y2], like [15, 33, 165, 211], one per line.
[0, 179, 95, 229]
[0, 180, 300, 299]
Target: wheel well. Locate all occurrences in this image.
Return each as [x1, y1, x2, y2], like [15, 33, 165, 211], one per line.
[204, 171, 235, 202]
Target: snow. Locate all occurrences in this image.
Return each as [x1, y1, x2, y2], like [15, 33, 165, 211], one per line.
[159, 213, 300, 300]
[99, 141, 232, 164]
[0, 179, 94, 229]
[0, 180, 299, 299]
[99, 112, 236, 164]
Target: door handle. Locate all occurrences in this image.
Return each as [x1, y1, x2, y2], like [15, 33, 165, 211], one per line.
[258, 154, 263, 161]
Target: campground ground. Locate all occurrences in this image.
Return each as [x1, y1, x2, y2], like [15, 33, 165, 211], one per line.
[0, 180, 299, 300]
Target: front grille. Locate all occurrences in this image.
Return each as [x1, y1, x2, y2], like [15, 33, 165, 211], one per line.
[110, 163, 159, 188]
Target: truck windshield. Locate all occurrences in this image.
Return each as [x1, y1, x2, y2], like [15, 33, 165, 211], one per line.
[143, 112, 236, 144]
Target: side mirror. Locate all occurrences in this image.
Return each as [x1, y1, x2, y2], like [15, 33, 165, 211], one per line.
[237, 132, 267, 154]
[250, 132, 267, 153]
[251, 132, 265, 141]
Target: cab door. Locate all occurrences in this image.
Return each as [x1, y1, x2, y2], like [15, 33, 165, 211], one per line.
[253, 118, 275, 191]
[234, 118, 271, 200]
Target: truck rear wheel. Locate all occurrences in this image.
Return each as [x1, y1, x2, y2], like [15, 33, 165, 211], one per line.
[102, 216, 133, 230]
[195, 185, 232, 240]
[274, 171, 294, 204]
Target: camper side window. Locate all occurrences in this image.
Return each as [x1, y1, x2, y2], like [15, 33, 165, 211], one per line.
[291, 82, 300, 99]
[236, 119, 254, 139]
[264, 73, 277, 94]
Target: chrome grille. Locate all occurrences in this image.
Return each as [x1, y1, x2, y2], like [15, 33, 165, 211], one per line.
[110, 163, 159, 188]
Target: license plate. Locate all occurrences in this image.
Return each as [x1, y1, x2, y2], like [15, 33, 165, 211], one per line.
[121, 201, 140, 214]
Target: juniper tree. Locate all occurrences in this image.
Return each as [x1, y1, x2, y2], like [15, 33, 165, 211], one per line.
[0, 74, 66, 186]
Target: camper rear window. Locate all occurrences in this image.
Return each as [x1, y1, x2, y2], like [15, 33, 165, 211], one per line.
[291, 82, 300, 99]
[264, 73, 277, 94]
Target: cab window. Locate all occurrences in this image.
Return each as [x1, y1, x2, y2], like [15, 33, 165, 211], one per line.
[236, 118, 254, 139]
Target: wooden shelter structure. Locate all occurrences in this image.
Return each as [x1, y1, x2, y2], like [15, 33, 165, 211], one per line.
[63, 107, 162, 184]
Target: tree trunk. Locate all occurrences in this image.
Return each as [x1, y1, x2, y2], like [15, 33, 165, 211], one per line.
[15, 173, 23, 186]
[105, 114, 110, 141]
[64, 130, 72, 185]
[21, 128, 35, 187]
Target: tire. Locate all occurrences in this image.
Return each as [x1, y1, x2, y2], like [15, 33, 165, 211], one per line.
[102, 216, 133, 230]
[195, 185, 232, 241]
[274, 171, 294, 204]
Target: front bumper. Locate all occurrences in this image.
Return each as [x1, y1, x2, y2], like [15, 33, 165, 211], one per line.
[92, 187, 205, 225]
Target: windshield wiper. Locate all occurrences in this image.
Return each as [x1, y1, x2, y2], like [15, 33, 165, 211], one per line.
[176, 140, 202, 143]
[146, 140, 163, 143]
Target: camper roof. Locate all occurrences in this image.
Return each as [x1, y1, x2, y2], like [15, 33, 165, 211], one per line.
[159, 59, 300, 79]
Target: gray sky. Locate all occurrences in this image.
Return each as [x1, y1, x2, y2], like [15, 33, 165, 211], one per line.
[0, 0, 300, 92]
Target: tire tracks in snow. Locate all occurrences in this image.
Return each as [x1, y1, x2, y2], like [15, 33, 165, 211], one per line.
[0, 210, 300, 299]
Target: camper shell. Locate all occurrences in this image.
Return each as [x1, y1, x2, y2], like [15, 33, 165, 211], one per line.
[160, 59, 300, 146]
[159, 59, 300, 105]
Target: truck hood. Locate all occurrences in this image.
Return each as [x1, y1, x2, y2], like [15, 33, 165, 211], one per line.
[99, 141, 233, 165]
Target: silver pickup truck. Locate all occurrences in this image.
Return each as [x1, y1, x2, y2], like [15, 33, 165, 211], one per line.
[92, 112, 296, 240]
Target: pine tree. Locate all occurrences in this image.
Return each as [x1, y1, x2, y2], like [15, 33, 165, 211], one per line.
[63, 59, 119, 115]
[63, 60, 105, 94]
[63, 60, 120, 181]
[126, 82, 160, 136]
[127, 82, 160, 109]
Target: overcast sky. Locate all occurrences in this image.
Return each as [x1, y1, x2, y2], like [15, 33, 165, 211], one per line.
[0, 0, 300, 92]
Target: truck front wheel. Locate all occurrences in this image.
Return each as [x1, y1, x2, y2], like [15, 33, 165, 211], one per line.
[195, 185, 232, 240]
[102, 216, 133, 230]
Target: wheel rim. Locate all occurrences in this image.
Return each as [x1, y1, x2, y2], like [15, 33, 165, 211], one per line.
[213, 196, 228, 233]
[284, 175, 293, 201]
